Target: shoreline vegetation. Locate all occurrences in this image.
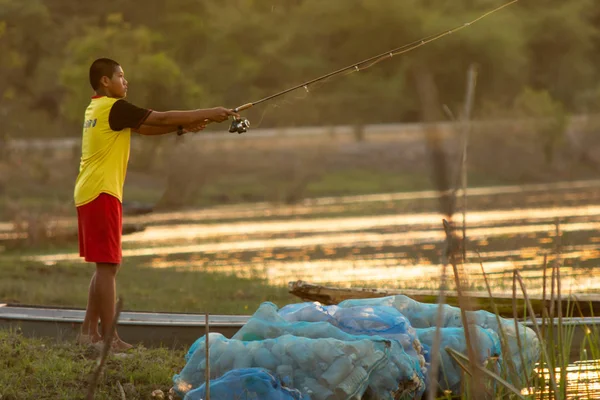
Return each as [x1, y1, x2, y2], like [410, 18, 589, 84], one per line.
[1, 254, 599, 399]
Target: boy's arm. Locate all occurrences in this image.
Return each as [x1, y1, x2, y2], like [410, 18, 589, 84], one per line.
[108, 100, 238, 132]
[133, 125, 178, 136]
[143, 107, 238, 126]
[134, 120, 210, 136]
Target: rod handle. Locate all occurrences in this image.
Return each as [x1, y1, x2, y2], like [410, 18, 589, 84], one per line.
[234, 103, 253, 113]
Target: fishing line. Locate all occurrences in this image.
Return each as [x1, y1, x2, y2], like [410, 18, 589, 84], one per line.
[225, 0, 519, 133]
[251, 89, 312, 129]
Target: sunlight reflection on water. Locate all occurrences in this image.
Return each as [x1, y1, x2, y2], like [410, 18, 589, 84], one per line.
[122, 205, 600, 243]
[521, 360, 600, 399]
[29, 204, 600, 294]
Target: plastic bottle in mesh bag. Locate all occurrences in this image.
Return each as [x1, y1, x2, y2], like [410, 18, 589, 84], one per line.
[173, 333, 394, 400]
[417, 326, 502, 393]
[337, 295, 540, 388]
[278, 300, 537, 396]
[233, 302, 426, 399]
[183, 367, 308, 400]
[278, 302, 424, 370]
[277, 301, 338, 323]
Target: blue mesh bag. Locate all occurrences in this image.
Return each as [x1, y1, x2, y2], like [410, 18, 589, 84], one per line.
[174, 333, 396, 400]
[233, 302, 426, 399]
[183, 368, 308, 400]
[278, 302, 423, 366]
[338, 295, 541, 388]
[417, 326, 502, 393]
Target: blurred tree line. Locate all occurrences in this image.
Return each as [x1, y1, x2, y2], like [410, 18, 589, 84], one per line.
[1, 0, 599, 138]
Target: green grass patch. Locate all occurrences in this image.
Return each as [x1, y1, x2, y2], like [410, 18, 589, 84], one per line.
[0, 329, 185, 400]
[122, 185, 165, 206]
[305, 169, 430, 196]
[0, 259, 297, 314]
[192, 175, 270, 205]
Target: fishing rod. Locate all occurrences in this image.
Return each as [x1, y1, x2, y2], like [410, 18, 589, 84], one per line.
[225, 0, 519, 134]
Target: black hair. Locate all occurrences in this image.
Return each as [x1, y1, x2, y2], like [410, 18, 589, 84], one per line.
[89, 58, 120, 90]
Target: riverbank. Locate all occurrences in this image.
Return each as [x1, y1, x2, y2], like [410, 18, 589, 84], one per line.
[0, 329, 184, 400]
[0, 259, 295, 315]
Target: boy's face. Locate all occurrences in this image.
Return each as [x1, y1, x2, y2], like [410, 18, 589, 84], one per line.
[102, 65, 128, 98]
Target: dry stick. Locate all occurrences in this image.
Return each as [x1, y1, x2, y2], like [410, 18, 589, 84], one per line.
[540, 254, 549, 400]
[542, 254, 548, 333]
[550, 256, 556, 320]
[86, 297, 124, 400]
[428, 65, 476, 400]
[546, 257, 558, 400]
[443, 219, 487, 399]
[422, 64, 482, 399]
[418, 60, 453, 400]
[427, 65, 480, 399]
[426, 239, 450, 400]
[460, 64, 478, 263]
[513, 271, 560, 399]
[445, 347, 526, 399]
[556, 262, 567, 400]
[117, 381, 126, 400]
[571, 297, 597, 361]
[511, 270, 530, 394]
[540, 306, 553, 400]
[547, 254, 558, 400]
[476, 253, 524, 390]
[554, 220, 566, 399]
[446, 347, 473, 377]
[205, 312, 210, 400]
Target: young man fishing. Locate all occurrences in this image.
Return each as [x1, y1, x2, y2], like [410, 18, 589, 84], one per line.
[75, 58, 239, 350]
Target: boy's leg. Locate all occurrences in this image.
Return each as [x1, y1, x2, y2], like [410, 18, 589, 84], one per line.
[80, 271, 101, 342]
[77, 193, 129, 350]
[95, 262, 132, 350]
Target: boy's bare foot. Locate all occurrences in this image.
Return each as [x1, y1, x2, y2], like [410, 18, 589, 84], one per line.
[111, 338, 134, 352]
[90, 338, 133, 353]
[76, 333, 102, 345]
[110, 338, 133, 353]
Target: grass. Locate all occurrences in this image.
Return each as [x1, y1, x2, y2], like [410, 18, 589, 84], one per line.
[0, 329, 186, 400]
[1, 257, 599, 399]
[305, 169, 428, 196]
[0, 259, 296, 315]
[3, 122, 600, 399]
[0, 257, 297, 399]
[441, 252, 600, 399]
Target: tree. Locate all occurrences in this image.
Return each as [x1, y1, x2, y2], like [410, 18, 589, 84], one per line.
[513, 87, 568, 164]
[59, 13, 204, 124]
[0, 0, 67, 137]
[1, 0, 599, 136]
[520, 0, 597, 109]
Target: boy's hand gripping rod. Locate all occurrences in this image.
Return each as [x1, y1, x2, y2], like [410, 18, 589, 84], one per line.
[223, 0, 519, 134]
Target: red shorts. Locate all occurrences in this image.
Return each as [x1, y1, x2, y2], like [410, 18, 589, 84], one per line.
[77, 193, 122, 264]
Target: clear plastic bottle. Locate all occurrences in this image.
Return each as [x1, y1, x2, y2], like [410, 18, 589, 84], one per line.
[320, 354, 356, 388]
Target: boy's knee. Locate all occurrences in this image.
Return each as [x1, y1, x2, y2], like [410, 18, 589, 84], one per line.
[96, 263, 120, 276]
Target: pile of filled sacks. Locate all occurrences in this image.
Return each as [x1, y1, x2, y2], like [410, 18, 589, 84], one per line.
[173, 295, 540, 399]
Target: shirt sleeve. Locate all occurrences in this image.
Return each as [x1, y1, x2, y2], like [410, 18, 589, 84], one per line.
[108, 99, 152, 131]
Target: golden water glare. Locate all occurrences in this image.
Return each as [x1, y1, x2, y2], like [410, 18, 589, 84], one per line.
[521, 360, 600, 399]
[29, 205, 600, 295]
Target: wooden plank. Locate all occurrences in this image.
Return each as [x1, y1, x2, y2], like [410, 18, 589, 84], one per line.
[288, 281, 600, 318]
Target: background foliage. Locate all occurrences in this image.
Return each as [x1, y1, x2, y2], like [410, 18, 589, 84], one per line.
[0, 0, 599, 137]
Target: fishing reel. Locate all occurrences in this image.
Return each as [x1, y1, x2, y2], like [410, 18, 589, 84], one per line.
[229, 116, 250, 134]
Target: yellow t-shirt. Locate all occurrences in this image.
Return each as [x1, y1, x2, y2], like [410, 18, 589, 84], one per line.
[74, 96, 149, 206]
